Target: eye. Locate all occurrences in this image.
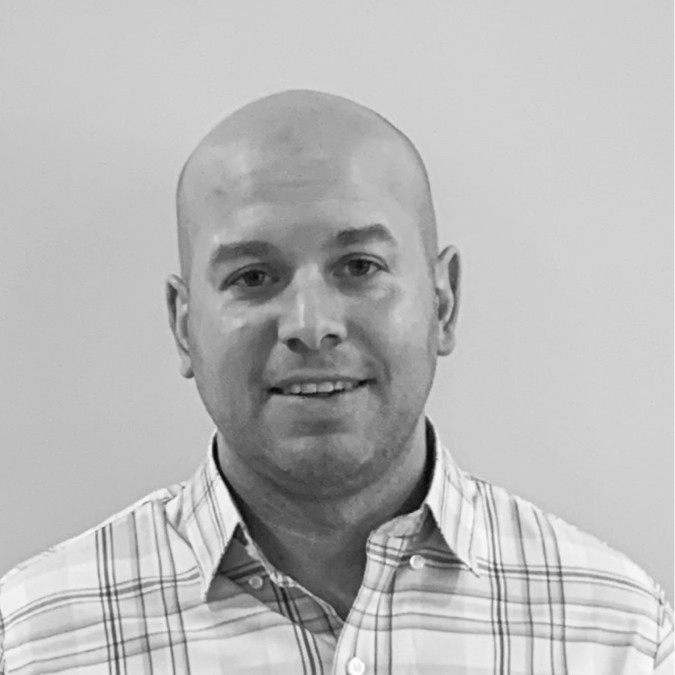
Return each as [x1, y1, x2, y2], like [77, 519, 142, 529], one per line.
[341, 257, 383, 278]
[229, 268, 273, 288]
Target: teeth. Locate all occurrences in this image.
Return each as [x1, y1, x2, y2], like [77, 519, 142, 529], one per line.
[279, 380, 361, 396]
[317, 382, 336, 393]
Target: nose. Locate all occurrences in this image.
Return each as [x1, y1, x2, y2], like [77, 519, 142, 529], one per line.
[277, 271, 347, 353]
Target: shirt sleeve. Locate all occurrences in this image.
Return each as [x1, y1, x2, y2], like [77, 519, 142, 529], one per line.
[654, 585, 674, 672]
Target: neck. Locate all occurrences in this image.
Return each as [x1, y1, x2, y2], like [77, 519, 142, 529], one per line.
[216, 419, 431, 616]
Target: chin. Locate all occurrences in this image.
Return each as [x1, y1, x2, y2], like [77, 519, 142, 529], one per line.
[273, 432, 374, 478]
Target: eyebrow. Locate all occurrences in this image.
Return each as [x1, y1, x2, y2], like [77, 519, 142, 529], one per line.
[208, 223, 397, 268]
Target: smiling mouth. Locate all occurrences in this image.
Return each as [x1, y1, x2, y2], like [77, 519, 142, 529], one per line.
[269, 380, 371, 398]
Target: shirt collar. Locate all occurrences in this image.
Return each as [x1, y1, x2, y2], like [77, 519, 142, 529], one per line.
[177, 433, 241, 599]
[422, 417, 486, 576]
[178, 417, 485, 597]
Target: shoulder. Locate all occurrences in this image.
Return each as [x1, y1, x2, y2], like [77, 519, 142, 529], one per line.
[472, 474, 659, 591]
[0, 481, 185, 622]
[469, 474, 673, 662]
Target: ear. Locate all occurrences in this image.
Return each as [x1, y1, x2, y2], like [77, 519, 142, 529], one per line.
[166, 274, 194, 379]
[434, 246, 461, 357]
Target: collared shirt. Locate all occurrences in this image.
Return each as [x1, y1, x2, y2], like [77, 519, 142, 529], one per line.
[0, 418, 672, 674]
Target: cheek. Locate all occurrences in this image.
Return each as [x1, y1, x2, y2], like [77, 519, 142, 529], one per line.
[190, 303, 265, 385]
[355, 283, 436, 363]
[373, 279, 435, 338]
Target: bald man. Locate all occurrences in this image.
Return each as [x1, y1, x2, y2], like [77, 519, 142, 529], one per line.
[0, 91, 671, 674]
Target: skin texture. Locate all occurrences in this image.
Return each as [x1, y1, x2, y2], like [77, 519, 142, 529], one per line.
[167, 90, 460, 619]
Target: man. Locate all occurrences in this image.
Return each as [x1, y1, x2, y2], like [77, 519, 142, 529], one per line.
[0, 90, 671, 673]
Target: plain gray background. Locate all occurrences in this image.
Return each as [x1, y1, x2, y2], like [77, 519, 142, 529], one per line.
[1, 1, 672, 602]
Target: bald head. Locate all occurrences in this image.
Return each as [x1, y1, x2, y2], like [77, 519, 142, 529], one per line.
[176, 89, 438, 281]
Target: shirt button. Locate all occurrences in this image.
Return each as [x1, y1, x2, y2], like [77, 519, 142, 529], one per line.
[346, 657, 365, 675]
[248, 575, 264, 589]
[409, 554, 426, 570]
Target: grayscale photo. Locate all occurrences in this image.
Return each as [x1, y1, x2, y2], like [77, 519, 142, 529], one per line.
[0, 2, 672, 672]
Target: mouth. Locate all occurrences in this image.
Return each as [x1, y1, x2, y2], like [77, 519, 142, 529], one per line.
[268, 380, 372, 399]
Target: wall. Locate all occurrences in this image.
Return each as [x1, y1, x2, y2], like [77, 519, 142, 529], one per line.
[0, 1, 672, 601]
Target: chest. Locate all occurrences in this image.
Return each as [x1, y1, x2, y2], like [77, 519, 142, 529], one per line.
[3, 562, 653, 675]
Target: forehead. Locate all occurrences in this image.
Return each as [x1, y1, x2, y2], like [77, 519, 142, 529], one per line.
[187, 135, 424, 248]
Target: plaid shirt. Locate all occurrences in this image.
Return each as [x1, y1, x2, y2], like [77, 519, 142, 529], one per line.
[1, 418, 672, 674]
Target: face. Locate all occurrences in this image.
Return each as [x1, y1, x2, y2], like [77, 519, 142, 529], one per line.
[168, 135, 458, 495]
